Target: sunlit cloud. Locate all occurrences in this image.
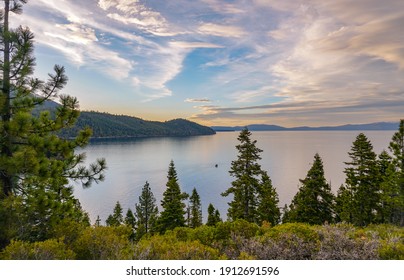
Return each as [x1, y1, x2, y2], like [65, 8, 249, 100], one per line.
[185, 98, 212, 103]
[11, 0, 404, 125]
[198, 23, 246, 38]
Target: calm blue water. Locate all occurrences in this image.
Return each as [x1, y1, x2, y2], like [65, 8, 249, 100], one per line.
[73, 131, 394, 223]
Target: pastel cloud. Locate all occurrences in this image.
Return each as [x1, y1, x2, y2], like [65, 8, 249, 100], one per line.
[185, 98, 212, 103]
[198, 23, 246, 38]
[12, 0, 404, 125]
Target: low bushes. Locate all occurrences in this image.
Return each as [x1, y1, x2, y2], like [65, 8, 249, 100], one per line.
[1, 221, 403, 260]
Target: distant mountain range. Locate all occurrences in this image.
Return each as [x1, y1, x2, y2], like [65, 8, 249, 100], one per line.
[59, 111, 216, 140]
[212, 122, 399, 132]
[37, 100, 399, 138]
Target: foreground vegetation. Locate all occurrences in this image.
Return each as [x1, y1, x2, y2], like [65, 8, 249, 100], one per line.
[1, 221, 403, 260]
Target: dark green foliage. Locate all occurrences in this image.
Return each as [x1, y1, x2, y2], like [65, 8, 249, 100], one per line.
[337, 133, 381, 226]
[189, 188, 202, 228]
[223, 128, 262, 222]
[387, 119, 404, 226]
[377, 150, 399, 223]
[59, 111, 216, 139]
[125, 208, 136, 240]
[135, 181, 158, 239]
[257, 171, 281, 225]
[157, 161, 188, 233]
[286, 153, 335, 224]
[335, 184, 352, 223]
[222, 128, 279, 223]
[106, 201, 123, 227]
[0, 0, 106, 247]
[14, 183, 89, 242]
[0, 10, 106, 195]
[125, 209, 136, 228]
[206, 203, 222, 226]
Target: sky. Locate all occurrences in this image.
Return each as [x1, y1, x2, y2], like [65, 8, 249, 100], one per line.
[10, 0, 404, 127]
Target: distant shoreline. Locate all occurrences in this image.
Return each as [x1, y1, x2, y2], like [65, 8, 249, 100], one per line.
[211, 121, 399, 132]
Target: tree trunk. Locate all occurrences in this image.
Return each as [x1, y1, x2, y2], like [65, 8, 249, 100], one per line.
[1, 0, 13, 196]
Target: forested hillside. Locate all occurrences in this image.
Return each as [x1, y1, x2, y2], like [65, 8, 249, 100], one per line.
[59, 111, 216, 139]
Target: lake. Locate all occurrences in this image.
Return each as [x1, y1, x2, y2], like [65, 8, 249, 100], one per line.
[73, 130, 395, 224]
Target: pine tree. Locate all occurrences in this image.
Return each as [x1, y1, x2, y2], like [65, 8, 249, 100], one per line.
[135, 181, 158, 239]
[222, 128, 263, 222]
[257, 171, 280, 225]
[335, 184, 353, 223]
[377, 150, 397, 224]
[189, 188, 202, 228]
[125, 208, 136, 229]
[125, 208, 136, 241]
[106, 201, 123, 227]
[387, 119, 404, 226]
[157, 160, 187, 233]
[287, 153, 334, 224]
[0, 1, 106, 246]
[339, 133, 380, 226]
[206, 203, 221, 226]
[0, 0, 106, 198]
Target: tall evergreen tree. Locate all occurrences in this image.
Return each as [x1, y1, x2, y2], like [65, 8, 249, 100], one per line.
[0, 0, 106, 198]
[257, 171, 281, 225]
[189, 188, 202, 228]
[287, 153, 335, 224]
[206, 203, 221, 226]
[338, 133, 380, 226]
[106, 201, 123, 227]
[377, 150, 397, 224]
[335, 184, 353, 223]
[125, 208, 136, 241]
[222, 128, 264, 223]
[135, 181, 158, 239]
[0, 0, 106, 247]
[387, 119, 404, 226]
[157, 161, 187, 233]
[125, 208, 136, 229]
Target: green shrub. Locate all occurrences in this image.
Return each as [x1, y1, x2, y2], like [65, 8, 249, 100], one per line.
[72, 226, 132, 260]
[369, 225, 404, 260]
[214, 220, 260, 241]
[1, 239, 75, 260]
[379, 240, 404, 260]
[133, 234, 224, 260]
[266, 223, 320, 241]
[188, 225, 217, 246]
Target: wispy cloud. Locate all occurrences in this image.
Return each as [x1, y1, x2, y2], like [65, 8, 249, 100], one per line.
[99, 0, 183, 37]
[185, 98, 212, 103]
[198, 23, 246, 38]
[13, 0, 404, 125]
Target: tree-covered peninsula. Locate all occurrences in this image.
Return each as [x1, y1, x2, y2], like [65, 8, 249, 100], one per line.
[59, 111, 216, 139]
